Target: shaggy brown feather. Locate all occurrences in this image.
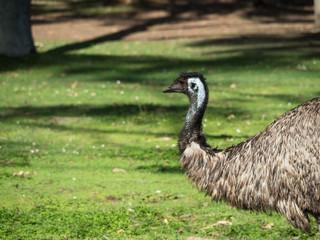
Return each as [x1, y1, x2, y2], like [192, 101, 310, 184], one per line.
[165, 72, 320, 233]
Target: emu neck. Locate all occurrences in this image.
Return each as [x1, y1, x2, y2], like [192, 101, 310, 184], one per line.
[178, 94, 208, 153]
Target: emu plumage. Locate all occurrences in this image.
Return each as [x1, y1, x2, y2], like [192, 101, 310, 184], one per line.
[164, 72, 320, 232]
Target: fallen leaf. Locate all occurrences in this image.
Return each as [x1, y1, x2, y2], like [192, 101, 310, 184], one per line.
[211, 232, 220, 237]
[9, 72, 19, 78]
[112, 168, 126, 172]
[227, 114, 235, 120]
[213, 220, 232, 226]
[187, 237, 215, 240]
[116, 229, 124, 233]
[176, 228, 185, 234]
[201, 221, 232, 230]
[62, 190, 72, 194]
[130, 218, 143, 222]
[13, 170, 37, 176]
[13, 171, 25, 176]
[106, 196, 119, 203]
[0, 159, 14, 166]
[191, 216, 200, 222]
[160, 137, 172, 141]
[230, 83, 236, 89]
[71, 81, 78, 89]
[261, 223, 274, 230]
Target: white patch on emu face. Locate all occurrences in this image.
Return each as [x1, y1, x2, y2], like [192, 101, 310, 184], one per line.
[188, 77, 205, 109]
[186, 77, 206, 125]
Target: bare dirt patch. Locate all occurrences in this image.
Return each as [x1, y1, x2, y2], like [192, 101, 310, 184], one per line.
[31, 1, 315, 43]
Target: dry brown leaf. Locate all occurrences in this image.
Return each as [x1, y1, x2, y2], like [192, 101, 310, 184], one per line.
[112, 168, 126, 172]
[10, 72, 19, 78]
[130, 218, 143, 223]
[191, 216, 200, 222]
[230, 83, 236, 89]
[160, 137, 172, 141]
[202, 220, 232, 230]
[13, 171, 25, 176]
[227, 114, 235, 120]
[187, 237, 216, 240]
[71, 81, 78, 89]
[62, 190, 72, 194]
[210, 232, 220, 237]
[213, 220, 232, 226]
[261, 223, 274, 230]
[13, 170, 37, 176]
[176, 228, 185, 234]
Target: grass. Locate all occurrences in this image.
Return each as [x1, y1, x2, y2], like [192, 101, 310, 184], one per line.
[1, 13, 320, 240]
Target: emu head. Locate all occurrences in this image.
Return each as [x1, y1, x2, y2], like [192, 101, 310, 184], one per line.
[163, 72, 208, 107]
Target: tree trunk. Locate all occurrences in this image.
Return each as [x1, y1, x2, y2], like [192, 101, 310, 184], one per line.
[0, 0, 36, 57]
[315, 0, 320, 32]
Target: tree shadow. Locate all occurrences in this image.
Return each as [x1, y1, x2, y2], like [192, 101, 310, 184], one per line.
[188, 33, 320, 48]
[258, 93, 316, 105]
[0, 103, 253, 148]
[45, 14, 177, 54]
[0, 0, 314, 84]
[0, 36, 319, 85]
[0, 140, 31, 167]
[136, 164, 184, 174]
[29, 0, 315, 54]
[0, 103, 248, 122]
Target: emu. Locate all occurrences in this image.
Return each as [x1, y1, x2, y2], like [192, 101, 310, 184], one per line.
[163, 72, 320, 232]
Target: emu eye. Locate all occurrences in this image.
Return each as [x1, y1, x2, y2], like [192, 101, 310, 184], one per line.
[191, 83, 197, 91]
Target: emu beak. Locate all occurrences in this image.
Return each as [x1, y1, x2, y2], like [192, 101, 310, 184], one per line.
[163, 82, 184, 93]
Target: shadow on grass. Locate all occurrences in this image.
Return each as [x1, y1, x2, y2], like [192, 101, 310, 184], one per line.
[187, 34, 320, 69]
[2, 0, 320, 83]
[0, 103, 248, 119]
[0, 37, 319, 85]
[136, 164, 184, 174]
[0, 140, 31, 167]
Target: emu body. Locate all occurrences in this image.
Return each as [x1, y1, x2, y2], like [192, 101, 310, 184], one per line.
[164, 72, 320, 232]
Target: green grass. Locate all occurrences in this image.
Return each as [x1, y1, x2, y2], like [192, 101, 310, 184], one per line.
[1, 29, 320, 239]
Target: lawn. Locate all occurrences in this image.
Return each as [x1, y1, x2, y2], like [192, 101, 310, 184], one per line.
[1, 6, 320, 239]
